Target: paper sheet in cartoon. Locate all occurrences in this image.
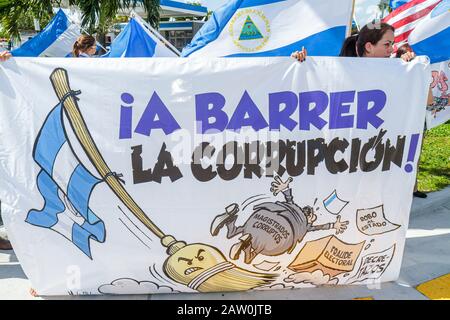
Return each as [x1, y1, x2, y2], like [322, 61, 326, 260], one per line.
[211, 176, 349, 264]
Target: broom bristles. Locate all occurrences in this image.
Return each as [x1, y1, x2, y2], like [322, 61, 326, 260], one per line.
[163, 242, 278, 293]
[196, 266, 277, 293]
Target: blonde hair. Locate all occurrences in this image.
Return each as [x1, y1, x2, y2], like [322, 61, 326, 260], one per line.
[72, 35, 96, 57]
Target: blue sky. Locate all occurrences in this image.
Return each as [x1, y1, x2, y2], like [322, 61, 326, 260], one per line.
[200, 0, 227, 11]
[200, 0, 229, 11]
[198, 0, 384, 27]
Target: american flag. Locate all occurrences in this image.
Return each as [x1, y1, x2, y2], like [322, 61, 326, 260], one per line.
[383, 0, 443, 52]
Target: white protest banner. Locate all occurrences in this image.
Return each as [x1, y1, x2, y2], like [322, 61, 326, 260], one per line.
[427, 60, 450, 129]
[0, 57, 429, 295]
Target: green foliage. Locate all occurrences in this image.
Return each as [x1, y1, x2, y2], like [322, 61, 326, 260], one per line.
[0, 0, 54, 40]
[378, 0, 392, 18]
[0, 24, 9, 39]
[0, 0, 161, 41]
[113, 15, 130, 24]
[70, 0, 160, 33]
[16, 10, 52, 31]
[418, 121, 450, 192]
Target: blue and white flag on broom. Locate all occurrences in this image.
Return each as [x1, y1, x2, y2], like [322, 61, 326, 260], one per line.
[181, 0, 354, 57]
[409, 0, 450, 64]
[12, 9, 81, 57]
[26, 103, 106, 259]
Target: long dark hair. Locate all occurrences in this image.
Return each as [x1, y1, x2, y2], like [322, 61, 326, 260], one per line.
[339, 34, 358, 57]
[339, 22, 395, 57]
[72, 34, 96, 57]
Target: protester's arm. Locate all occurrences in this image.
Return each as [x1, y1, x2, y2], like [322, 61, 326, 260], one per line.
[0, 51, 12, 62]
[400, 51, 415, 62]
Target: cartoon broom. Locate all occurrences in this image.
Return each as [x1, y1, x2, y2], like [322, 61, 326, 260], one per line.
[49, 68, 276, 292]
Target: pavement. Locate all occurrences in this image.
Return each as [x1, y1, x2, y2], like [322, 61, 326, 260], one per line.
[1, 187, 449, 300]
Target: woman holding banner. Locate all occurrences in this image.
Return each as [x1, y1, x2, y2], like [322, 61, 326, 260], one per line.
[292, 21, 432, 198]
[340, 22, 416, 61]
[292, 22, 415, 61]
[339, 23, 431, 199]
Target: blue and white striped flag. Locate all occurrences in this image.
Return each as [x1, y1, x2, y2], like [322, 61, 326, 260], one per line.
[181, 0, 354, 57]
[409, 0, 450, 63]
[26, 103, 106, 259]
[103, 15, 178, 57]
[12, 9, 81, 57]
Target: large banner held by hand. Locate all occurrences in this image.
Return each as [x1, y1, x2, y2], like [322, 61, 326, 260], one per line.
[0, 57, 429, 295]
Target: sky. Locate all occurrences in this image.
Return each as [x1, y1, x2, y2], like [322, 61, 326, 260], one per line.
[198, 0, 385, 27]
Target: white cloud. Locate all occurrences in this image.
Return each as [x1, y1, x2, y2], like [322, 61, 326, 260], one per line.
[354, 0, 383, 27]
[197, 0, 227, 11]
[98, 278, 179, 295]
[255, 283, 295, 291]
[284, 270, 339, 286]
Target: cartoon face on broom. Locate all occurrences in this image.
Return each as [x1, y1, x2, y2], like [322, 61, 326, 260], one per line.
[49, 68, 276, 293]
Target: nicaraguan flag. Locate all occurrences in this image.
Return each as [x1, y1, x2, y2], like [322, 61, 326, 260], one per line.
[12, 9, 81, 57]
[181, 0, 354, 57]
[103, 15, 177, 57]
[26, 104, 106, 259]
[409, 0, 450, 63]
[323, 190, 349, 215]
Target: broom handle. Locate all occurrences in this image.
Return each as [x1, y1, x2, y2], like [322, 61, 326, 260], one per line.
[49, 68, 166, 240]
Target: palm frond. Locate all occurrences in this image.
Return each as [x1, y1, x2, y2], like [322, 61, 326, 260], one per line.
[0, 0, 161, 41]
[139, 0, 160, 28]
[0, 0, 54, 40]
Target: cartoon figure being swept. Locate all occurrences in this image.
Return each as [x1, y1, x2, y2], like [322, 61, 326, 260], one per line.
[210, 176, 349, 264]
